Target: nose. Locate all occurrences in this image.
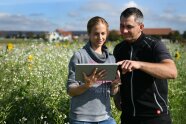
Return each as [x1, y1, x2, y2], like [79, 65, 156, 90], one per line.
[98, 34, 102, 39]
[121, 28, 128, 34]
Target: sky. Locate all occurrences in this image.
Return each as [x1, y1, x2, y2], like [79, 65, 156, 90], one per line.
[0, 0, 186, 33]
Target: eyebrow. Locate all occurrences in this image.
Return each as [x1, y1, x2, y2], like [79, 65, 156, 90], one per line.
[120, 24, 135, 29]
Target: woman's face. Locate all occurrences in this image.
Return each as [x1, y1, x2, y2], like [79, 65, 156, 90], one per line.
[89, 23, 108, 50]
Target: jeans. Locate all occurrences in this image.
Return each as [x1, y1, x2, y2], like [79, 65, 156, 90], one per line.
[69, 117, 116, 124]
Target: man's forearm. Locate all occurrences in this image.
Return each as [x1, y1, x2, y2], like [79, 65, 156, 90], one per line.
[139, 59, 177, 79]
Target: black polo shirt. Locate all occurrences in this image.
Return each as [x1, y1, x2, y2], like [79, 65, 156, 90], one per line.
[113, 33, 172, 117]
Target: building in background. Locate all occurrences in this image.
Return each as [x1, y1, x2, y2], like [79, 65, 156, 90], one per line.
[46, 29, 73, 42]
[0, 28, 178, 42]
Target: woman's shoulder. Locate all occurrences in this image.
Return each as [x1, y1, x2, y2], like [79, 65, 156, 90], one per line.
[74, 48, 87, 57]
[107, 53, 116, 63]
[70, 48, 88, 63]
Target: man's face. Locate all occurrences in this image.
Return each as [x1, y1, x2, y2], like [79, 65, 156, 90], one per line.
[120, 15, 143, 43]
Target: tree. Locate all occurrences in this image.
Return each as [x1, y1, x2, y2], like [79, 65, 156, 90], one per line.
[182, 31, 186, 39]
[39, 32, 47, 40]
[181, 31, 186, 44]
[27, 32, 34, 39]
[169, 30, 182, 43]
[108, 30, 123, 41]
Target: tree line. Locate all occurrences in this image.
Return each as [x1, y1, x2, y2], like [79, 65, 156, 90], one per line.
[107, 30, 186, 44]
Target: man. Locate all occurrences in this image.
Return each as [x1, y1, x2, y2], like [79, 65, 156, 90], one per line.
[113, 7, 177, 124]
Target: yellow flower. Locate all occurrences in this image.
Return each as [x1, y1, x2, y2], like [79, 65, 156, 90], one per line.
[28, 55, 33, 62]
[175, 51, 181, 60]
[7, 43, 14, 51]
[55, 42, 61, 47]
[28, 64, 32, 70]
[27, 55, 33, 70]
[63, 44, 67, 48]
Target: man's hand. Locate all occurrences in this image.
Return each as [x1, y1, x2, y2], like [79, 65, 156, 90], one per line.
[117, 60, 141, 74]
[117, 59, 177, 79]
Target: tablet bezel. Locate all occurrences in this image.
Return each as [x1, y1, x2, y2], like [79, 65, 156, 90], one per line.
[75, 63, 118, 82]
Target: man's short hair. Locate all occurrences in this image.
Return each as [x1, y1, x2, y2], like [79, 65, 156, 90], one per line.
[120, 7, 144, 23]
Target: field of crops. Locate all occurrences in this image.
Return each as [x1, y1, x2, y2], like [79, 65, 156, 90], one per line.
[0, 40, 185, 124]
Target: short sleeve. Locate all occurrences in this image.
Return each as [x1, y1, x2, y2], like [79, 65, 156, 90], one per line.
[153, 41, 172, 62]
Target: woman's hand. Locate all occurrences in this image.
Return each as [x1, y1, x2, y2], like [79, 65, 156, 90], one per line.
[68, 68, 106, 97]
[111, 70, 121, 95]
[83, 68, 106, 88]
[112, 70, 121, 88]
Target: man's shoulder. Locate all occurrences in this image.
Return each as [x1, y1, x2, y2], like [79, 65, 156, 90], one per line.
[142, 35, 163, 48]
[115, 41, 126, 49]
[114, 41, 124, 53]
[143, 35, 161, 43]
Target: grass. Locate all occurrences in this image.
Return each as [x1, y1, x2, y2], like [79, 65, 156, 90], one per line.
[0, 40, 185, 124]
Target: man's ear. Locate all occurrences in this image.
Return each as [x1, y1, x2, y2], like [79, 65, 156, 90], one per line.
[140, 23, 144, 31]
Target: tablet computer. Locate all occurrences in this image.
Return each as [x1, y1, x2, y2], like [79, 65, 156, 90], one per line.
[75, 63, 118, 82]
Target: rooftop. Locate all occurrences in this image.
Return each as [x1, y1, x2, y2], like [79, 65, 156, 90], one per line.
[143, 28, 173, 35]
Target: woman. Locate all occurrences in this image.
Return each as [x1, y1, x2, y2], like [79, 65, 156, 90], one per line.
[67, 16, 120, 124]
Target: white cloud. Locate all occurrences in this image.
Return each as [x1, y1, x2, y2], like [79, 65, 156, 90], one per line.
[120, 1, 146, 15]
[140, 6, 186, 32]
[0, 0, 185, 32]
[0, 0, 76, 5]
[71, 1, 145, 31]
[125, 1, 138, 8]
[62, 21, 86, 31]
[178, 15, 186, 23]
[67, 12, 79, 18]
[0, 13, 58, 31]
[80, 1, 113, 12]
[159, 14, 186, 24]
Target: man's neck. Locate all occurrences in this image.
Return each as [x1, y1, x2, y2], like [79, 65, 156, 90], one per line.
[127, 32, 142, 43]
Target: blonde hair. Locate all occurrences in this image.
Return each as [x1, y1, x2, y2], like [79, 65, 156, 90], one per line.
[87, 16, 109, 34]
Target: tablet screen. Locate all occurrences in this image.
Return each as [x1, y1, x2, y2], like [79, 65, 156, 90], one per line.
[75, 63, 118, 82]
